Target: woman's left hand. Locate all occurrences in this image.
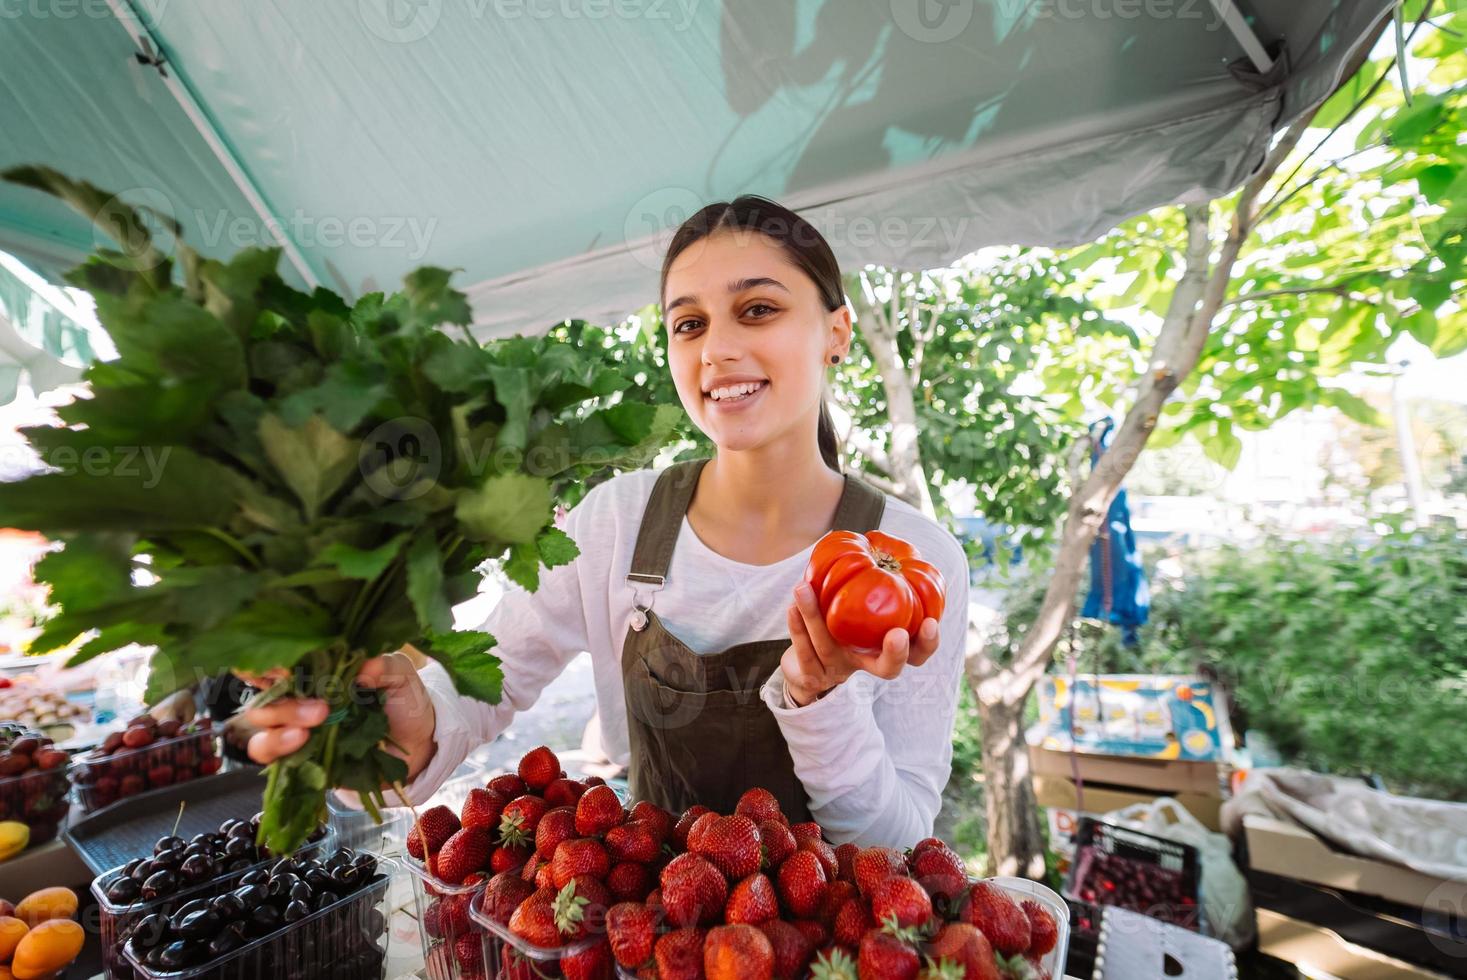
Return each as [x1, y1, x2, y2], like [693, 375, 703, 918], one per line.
[781, 582, 940, 706]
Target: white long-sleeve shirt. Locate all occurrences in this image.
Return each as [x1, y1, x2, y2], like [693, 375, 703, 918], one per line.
[403, 467, 970, 848]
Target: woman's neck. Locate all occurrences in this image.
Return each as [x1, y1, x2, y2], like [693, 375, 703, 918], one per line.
[687, 442, 846, 565]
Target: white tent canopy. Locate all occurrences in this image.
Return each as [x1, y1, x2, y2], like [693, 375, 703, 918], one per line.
[0, 0, 1393, 338]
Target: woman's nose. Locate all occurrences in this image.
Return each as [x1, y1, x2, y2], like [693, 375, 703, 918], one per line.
[699, 316, 744, 364]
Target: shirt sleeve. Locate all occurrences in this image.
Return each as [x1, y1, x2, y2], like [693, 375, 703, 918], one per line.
[392, 491, 603, 804]
[761, 526, 970, 848]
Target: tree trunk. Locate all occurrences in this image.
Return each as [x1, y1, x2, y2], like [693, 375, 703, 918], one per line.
[974, 680, 1047, 878]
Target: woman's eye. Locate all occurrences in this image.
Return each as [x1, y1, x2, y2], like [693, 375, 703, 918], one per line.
[672, 319, 703, 334]
[744, 303, 777, 318]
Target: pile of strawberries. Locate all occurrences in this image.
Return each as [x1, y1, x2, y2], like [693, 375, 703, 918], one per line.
[408, 748, 1061, 980]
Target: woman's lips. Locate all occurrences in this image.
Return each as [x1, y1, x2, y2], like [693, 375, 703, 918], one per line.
[704, 380, 768, 412]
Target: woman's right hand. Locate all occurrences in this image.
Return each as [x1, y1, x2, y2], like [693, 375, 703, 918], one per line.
[239, 652, 439, 784]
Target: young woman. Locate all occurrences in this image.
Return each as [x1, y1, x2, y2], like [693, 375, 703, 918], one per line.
[245, 196, 970, 848]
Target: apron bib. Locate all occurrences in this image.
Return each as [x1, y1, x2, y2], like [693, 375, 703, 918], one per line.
[619, 458, 885, 819]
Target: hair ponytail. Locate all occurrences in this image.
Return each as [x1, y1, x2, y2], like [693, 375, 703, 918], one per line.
[816, 400, 841, 473]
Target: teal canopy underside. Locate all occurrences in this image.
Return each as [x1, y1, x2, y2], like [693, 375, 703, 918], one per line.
[0, 0, 1392, 337]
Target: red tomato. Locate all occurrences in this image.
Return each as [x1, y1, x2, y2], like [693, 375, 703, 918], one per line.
[803, 530, 945, 654]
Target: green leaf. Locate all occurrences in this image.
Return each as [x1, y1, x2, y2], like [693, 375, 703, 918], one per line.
[502, 542, 540, 592]
[32, 534, 135, 613]
[454, 473, 552, 545]
[173, 598, 336, 676]
[1417, 164, 1460, 204]
[314, 532, 410, 581]
[420, 630, 503, 704]
[1201, 423, 1243, 469]
[91, 288, 246, 388]
[278, 360, 388, 432]
[400, 266, 472, 329]
[258, 413, 359, 521]
[536, 527, 580, 569]
[1321, 388, 1384, 426]
[405, 533, 453, 633]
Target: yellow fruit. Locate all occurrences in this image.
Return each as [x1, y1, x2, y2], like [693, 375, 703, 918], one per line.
[10, 918, 82, 979]
[0, 917, 26, 961]
[0, 825, 28, 862]
[12, 889, 75, 927]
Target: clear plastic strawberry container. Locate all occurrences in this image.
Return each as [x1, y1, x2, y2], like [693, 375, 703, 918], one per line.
[122, 855, 395, 980]
[93, 832, 332, 980]
[470, 886, 604, 980]
[326, 788, 411, 852]
[71, 724, 224, 812]
[0, 764, 71, 847]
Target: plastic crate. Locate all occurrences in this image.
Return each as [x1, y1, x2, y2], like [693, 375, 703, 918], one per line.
[1063, 817, 1204, 933]
[122, 855, 394, 980]
[0, 763, 71, 848]
[71, 725, 223, 812]
[406, 851, 499, 980]
[470, 886, 603, 980]
[94, 833, 331, 979]
[327, 789, 411, 853]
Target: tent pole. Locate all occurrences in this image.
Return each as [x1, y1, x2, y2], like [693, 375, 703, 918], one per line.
[101, 0, 322, 290]
[1206, 0, 1276, 75]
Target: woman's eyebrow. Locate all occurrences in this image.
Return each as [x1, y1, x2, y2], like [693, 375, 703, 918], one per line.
[665, 277, 790, 312]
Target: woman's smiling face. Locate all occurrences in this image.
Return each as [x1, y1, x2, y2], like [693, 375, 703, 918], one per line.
[662, 229, 848, 456]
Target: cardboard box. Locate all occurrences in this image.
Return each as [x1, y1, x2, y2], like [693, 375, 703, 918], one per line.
[1257, 908, 1455, 980]
[1029, 741, 1229, 797]
[1033, 774, 1224, 836]
[1245, 814, 1467, 911]
[1032, 673, 1234, 761]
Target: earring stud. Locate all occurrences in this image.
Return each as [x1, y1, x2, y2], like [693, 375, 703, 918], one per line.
[829, 354, 840, 364]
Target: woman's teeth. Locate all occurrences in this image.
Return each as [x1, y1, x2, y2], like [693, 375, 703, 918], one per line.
[708, 381, 767, 402]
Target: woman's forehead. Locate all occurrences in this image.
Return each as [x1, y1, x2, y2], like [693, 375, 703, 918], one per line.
[664, 232, 807, 301]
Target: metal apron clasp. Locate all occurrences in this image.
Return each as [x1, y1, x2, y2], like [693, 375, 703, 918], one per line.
[626, 572, 665, 632]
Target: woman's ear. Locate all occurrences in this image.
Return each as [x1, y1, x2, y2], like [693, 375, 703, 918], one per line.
[828, 304, 853, 360]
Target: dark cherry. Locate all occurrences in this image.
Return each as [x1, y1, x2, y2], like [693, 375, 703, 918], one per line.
[179, 854, 212, 884]
[106, 876, 142, 904]
[155, 835, 185, 855]
[226, 857, 253, 872]
[122, 857, 145, 878]
[129, 859, 155, 882]
[151, 848, 184, 871]
[232, 883, 269, 907]
[141, 869, 178, 901]
[289, 881, 313, 905]
[270, 857, 296, 877]
[352, 853, 377, 877]
[227, 822, 254, 840]
[132, 912, 169, 949]
[250, 903, 281, 932]
[207, 929, 242, 957]
[283, 899, 311, 923]
[224, 836, 253, 859]
[313, 890, 340, 912]
[267, 873, 300, 899]
[158, 939, 200, 969]
[330, 865, 360, 890]
[176, 908, 220, 940]
[209, 891, 246, 921]
[168, 899, 209, 928]
[304, 868, 334, 891]
[240, 869, 270, 886]
[190, 832, 215, 848]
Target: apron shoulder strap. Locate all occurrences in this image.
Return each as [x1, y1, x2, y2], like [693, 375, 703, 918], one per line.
[832, 471, 887, 533]
[627, 458, 710, 585]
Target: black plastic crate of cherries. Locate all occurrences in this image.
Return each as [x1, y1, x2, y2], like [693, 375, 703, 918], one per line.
[92, 812, 392, 980]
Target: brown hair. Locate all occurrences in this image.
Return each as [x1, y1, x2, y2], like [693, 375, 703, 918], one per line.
[659, 195, 845, 473]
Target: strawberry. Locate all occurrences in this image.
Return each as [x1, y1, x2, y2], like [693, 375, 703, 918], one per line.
[509, 893, 563, 948]
[910, 843, 967, 905]
[628, 801, 676, 842]
[554, 876, 611, 940]
[551, 837, 610, 888]
[661, 852, 728, 927]
[645, 887, 664, 918]
[424, 943, 455, 980]
[605, 820, 662, 864]
[956, 883, 1031, 958]
[705, 923, 775, 980]
[493, 842, 532, 874]
[1021, 900, 1058, 957]
[791, 919, 829, 948]
[833, 897, 877, 948]
[686, 811, 719, 853]
[800, 837, 839, 881]
[545, 777, 588, 808]
[607, 901, 659, 968]
[872, 875, 933, 930]
[818, 880, 860, 926]
[853, 847, 908, 898]
[790, 822, 823, 848]
[459, 787, 508, 834]
[499, 945, 539, 980]
[655, 927, 707, 980]
[537, 806, 580, 859]
[453, 931, 484, 973]
[725, 872, 779, 924]
[537, 860, 557, 890]
[489, 773, 528, 798]
[859, 929, 920, 980]
[735, 787, 786, 826]
[518, 745, 561, 792]
[760, 821, 798, 868]
[696, 814, 762, 880]
[776, 849, 829, 918]
[431, 892, 473, 938]
[407, 805, 461, 860]
[562, 937, 613, 980]
[575, 784, 625, 836]
[499, 795, 549, 848]
[481, 871, 535, 925]
[758, 919, 814, 980]
[608, 860, 654, 901]
[674, 805, 714, 848]
[835, 843, 860, 883]
[912, 838, 948, 858]
[811, 946, 859, 980]
[923, 922, 999, 980]
[433, 827, 493, 884]
[917, 959, 967, 980]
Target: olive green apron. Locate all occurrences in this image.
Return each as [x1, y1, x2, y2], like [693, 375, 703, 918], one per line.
[619, 458, 886, 820]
